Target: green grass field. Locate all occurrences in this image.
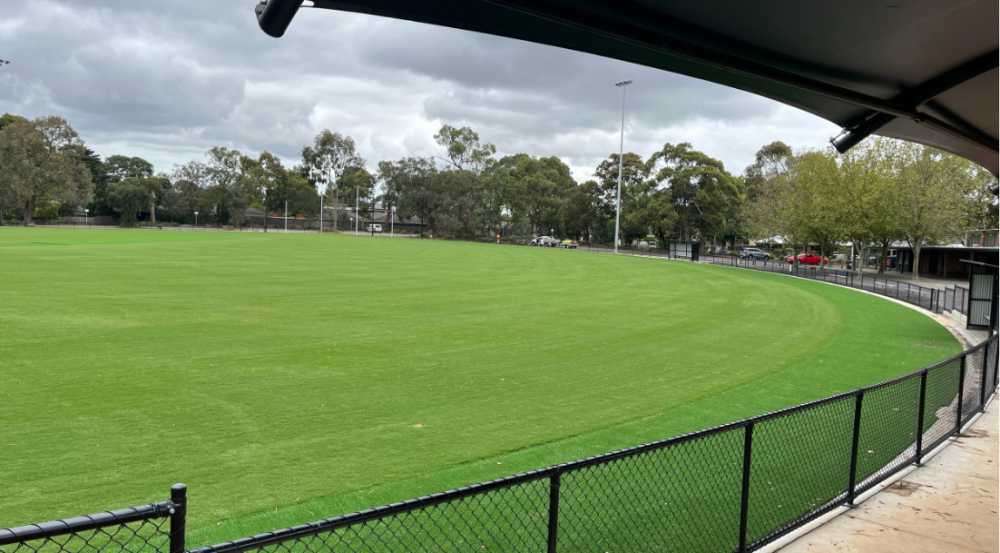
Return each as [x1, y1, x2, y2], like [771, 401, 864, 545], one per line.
[0, 228, 959, 545]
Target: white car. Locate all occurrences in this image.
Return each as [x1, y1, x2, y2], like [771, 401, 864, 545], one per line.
[366, 224, 383, 233]
[532, 236, 560, 247]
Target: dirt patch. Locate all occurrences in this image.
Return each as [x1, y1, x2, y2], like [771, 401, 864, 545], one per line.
[962, 428, 989, 439]
[885, 480, 923, 497]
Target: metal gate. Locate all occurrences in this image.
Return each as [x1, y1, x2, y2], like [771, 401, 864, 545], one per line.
[967, 271, 997, 331]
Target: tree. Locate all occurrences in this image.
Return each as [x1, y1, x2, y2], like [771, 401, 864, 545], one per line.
[648, 143, 739, 245]
[433, 125, 496, 175]
[141, 175, 172, 224]
[81, 148, 112, 216]
[896, 144, 971, 279]
[964, 165, 999, 231]
[593, 152, 646, 214]
[839, 138, 903, 275]
[203, 147, 247, 227]
[339, 166, 375, 214]
[301, 130, 364, 230]
[793, 149, 844, 271]
[105, 155, 154, 183]
[108, 179, 150, 225]
[506, 155, 576, 235]
[0, 116, 91, 225]
[393, 157, 439, 237]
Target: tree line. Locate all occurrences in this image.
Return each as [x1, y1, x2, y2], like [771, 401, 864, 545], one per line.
[743, 139, 997, 277]
[1, 112, 995, 268]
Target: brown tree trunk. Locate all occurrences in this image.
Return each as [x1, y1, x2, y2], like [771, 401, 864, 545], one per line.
[149, 199, 156, 225]
[23, 198, 35, 225]
[912, 244, 921, 280]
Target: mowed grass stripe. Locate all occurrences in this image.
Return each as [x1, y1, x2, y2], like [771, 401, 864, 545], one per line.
[0, 228, 958, 541]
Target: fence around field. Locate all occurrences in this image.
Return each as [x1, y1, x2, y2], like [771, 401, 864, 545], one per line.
[2, 333, 996, 553]
[575, 244, 972, 317]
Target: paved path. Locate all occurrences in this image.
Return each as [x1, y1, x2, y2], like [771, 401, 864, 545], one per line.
[775, 395, 999, 553]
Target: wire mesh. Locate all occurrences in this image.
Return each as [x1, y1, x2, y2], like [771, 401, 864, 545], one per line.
[961, 348, 986, 426]
[854, 376, 921, 495]
[986, 340, 999, 396]
[0, 516, 171, 553]
[557, 428, 745, 553]
[214, 479, 549, 553]
[921, 359, 961, 453]
[745, 396, 855, 549]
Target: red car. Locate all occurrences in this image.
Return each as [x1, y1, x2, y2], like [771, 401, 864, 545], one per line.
[785, 253, 828, 265]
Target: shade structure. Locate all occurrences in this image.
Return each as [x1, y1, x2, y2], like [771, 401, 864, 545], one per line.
[255, 0, 999, 175]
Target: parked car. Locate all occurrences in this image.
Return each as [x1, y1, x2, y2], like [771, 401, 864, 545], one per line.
[560, 239, 578, 249]
[532, 236, 560, 247]
[366, 224, 383, 233]
[739, 247, 770, 260]
[786, 253, 828, 265]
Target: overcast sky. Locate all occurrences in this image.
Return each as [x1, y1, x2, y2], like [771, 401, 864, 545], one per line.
[0, 1, 841, 183]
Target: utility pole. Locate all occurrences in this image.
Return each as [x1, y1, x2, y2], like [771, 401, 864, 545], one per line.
[355, 186, 360, 235]
[284, 201, 288, 233]
[263, 187, 268, 233]
[614, 80, 632, 254]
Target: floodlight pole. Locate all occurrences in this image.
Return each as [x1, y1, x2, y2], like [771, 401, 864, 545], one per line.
[614, 80, 632, 254]
[355, 186, 360, 235]
[285, 201, 288, 233]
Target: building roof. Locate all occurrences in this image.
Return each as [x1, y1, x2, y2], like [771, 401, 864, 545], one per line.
[256, 0, 998, 175]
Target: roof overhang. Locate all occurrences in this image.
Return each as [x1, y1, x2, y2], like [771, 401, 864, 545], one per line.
[254, 0, 999, 175]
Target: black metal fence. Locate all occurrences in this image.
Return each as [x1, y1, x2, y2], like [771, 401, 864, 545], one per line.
[0, 486, 186, 553]
[2, 335, 996, 553]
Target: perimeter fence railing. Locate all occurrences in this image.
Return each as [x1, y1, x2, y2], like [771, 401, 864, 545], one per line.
[576, 244, 971, 316]
[2, 332, 997, 553]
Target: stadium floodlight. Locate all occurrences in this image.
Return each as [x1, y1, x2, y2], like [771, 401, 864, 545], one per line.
[614, 80, 632, 254]
[194, 211, 199, 227]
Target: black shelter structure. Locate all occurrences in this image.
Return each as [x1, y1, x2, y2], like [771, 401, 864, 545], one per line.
[254, 0, 998, 174]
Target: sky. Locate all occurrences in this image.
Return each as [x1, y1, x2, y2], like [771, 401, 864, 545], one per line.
[0, 1, 842, 183]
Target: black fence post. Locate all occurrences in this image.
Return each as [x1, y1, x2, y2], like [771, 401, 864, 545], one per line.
[846, 392, 864, 506]
[979, 346, 990, 413]
[915, 371, 928, 465]
[956, 355, 967, 433]
[169, 484, 187, 553]
[738, 422, 754, 553]
[547, 473, 561, 553]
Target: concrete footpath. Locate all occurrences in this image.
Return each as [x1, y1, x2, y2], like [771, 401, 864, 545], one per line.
[775, 396, 999, 553]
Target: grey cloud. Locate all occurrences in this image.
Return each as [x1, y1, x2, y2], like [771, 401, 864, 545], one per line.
[0, 0, 838, 181]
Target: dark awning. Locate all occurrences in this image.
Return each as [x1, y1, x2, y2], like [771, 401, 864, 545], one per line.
[254, 0, 999, 175]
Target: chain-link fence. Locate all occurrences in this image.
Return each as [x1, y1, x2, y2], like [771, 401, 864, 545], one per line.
[0, 486, 185, 553]
[2, 338, 995, 553]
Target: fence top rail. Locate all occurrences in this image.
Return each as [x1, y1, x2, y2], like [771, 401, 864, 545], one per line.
[0, 502, 176, 546]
